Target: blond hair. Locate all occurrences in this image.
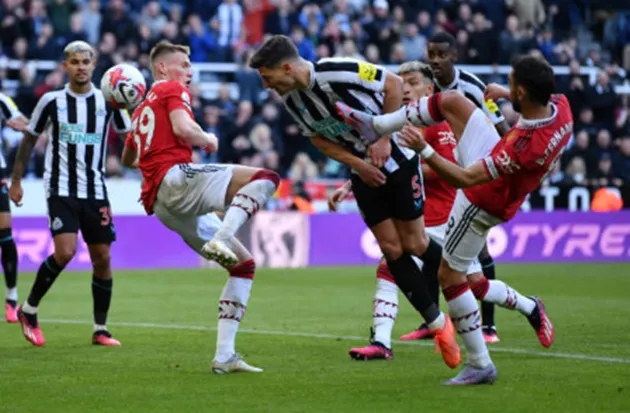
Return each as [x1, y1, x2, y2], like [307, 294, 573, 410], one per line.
[63, 41, 94, 59]
[398, 61, 434, 83]
[149, 40, 190, 74]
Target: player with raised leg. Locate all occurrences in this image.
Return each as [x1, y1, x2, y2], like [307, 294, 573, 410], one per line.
[121, 41, 279, 374]
[337, 55, 562, 384]
[10, 41, 130, 346]
[249, 35, 460, 369]
[405, 32, 512, 343]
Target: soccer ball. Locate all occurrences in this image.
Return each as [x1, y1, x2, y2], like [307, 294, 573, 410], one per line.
[100, 63, 147, 110]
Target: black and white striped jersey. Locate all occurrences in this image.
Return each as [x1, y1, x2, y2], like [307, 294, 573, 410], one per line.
[434, 68, 505, 126]
[0, 93, 24, 170]
[26, 83, 131, 200]
[282, 57, 416, 174]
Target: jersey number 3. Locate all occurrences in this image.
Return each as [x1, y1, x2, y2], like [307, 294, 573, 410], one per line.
[132, 106, 156, 154]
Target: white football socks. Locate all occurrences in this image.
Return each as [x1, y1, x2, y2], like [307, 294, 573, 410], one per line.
[372, 277, 398, 349]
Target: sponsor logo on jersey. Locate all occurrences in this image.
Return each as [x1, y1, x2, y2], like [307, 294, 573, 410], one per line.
[358, 62, 378, 82]
[59, 122, 101, 144]
[496, 150, 521, 174]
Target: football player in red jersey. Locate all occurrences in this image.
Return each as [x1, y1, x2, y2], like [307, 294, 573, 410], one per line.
[121, 41, 280, 374]
[336, 55, 565, 385]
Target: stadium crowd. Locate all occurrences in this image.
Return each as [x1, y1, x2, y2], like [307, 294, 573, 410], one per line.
[0, 0, 629, 195]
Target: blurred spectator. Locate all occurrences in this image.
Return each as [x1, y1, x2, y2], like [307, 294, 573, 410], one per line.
[0, 0, 627, 195]
[401, 23, 426, 62]
[586, 70, 618, 130]
[100, 0, 135, 46]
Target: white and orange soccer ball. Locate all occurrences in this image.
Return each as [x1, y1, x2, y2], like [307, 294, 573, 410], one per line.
[100, 63, 147, 110]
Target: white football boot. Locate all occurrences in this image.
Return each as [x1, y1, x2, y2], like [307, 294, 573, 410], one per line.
[201, 237, 238, 267]
[211, 353, 263, 374]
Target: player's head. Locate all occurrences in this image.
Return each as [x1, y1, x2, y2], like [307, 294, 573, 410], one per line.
[427, 32, 457, 83]
[249, 35, 303, 95]
[63, 41, 95, 86]
[149, 40, 192, 87]
[398, 61, 434, 104]
[509, 55, 555, 113]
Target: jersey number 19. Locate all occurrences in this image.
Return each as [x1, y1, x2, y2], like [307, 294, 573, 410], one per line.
[132, 106, 156, 155]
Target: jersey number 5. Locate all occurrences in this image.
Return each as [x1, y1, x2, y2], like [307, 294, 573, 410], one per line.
[132, 106, 156, 154]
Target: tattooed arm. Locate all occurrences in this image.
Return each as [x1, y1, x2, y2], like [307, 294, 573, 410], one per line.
[9, 132, 39, 206]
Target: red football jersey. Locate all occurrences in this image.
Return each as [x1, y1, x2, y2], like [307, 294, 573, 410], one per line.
[421, 122, 457, 227]
[125, 80, 194, 214]
[464, 94, 574, 221]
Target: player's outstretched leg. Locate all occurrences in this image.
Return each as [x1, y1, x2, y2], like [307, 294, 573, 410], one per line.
[89, 244, 121, 347]
[469, 275, 554, 348]
[202, 168, 280, 267]
[478, 244, 499, 343]
[349, 260, 396, 361]
[0, 227, 19, 323]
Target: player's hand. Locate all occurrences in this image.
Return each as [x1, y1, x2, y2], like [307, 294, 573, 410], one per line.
[398, 124, 427, 152]
[356, 162, 386, 188]
[328, 182, 351, 212]
[6, 117, 28, 132]
[484, 83, 510, 102]
[368, 135, 391, 168]
[203, 133, 219, 153]
[9, 180, 23, 207]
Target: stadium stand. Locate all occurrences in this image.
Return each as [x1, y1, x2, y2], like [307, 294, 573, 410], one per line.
[0, 0, 629, 210]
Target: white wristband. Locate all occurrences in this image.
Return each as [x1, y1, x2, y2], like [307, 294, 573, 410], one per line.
[420, 144, 435, 159]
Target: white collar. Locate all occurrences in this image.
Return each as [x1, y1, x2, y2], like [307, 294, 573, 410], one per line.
[516, 103, 558, 129]
[64, 83, 95, 98]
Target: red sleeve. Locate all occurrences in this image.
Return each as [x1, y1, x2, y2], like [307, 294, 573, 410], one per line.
[124, 131, 137, 150]
[482, 135, 540, 179]
[424, 123, 457, 163]
[161, 82, 193, 115]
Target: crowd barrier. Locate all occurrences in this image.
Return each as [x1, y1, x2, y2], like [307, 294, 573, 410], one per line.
[11, 211, 630, 271]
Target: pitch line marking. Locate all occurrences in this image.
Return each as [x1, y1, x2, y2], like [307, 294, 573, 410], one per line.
[41, 318, 630, 365]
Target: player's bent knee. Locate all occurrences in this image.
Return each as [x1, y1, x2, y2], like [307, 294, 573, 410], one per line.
[401, 231, 429, 256]
[92, 252, 112, 275]
[54, 248, 76, 267]
[467, 272, 484, 284]
[380, 242, 403, 261]
[468, 275, 489, 299]
[250, 169, 280, 189]
[437, 259, 466, 288]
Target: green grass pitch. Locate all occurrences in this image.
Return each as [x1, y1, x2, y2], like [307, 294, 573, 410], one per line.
[1, 264, 629, 413]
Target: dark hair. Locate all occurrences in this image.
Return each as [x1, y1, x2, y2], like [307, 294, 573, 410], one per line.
[428, 32, 456, 50]
[511, 55, 555, 106]
[249, 35, 299, 69]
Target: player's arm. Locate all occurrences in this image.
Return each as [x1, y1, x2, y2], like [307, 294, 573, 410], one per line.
[310, 135, 366, 171]
[112, 108, 132, 136]
[381, 71, 404, 116]
[169, 109, 218, 150]
[399, 125, 493, 188]
[483, 83, 511, 136]
[466, 81, 509, 137]
[310, 135, 386, 187]
[11, 132, 38, 181]
[11, 93, 54, 183]
[121, 132, 138, 168]
[421, 164, 437, 181]
[0, 93, 28, 131]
